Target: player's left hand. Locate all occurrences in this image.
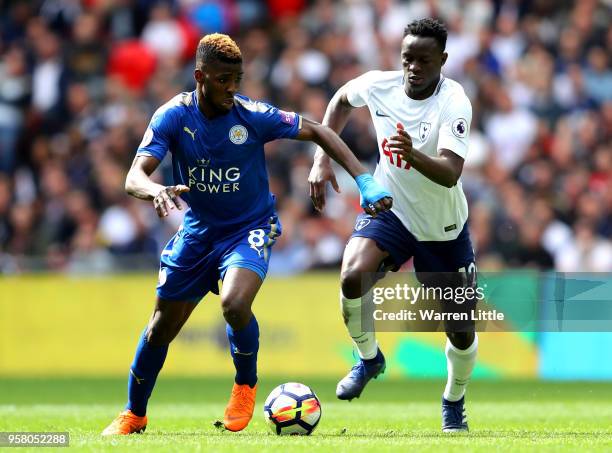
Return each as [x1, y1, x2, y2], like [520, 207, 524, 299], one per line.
[387, 122, 413, 162]
[153, 184, 190, 218]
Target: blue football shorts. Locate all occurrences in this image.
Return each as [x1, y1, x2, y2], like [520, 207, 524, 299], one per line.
[156, 215, 281, 303]
[350, 210, 475, 273]
[351, 210, 478, 330]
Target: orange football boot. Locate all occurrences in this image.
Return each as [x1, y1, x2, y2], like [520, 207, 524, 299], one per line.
[101, 410, 147, 436]
[223, 383, 257, 432]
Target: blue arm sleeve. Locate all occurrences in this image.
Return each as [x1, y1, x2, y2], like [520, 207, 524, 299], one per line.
[136, 106, 177, 161]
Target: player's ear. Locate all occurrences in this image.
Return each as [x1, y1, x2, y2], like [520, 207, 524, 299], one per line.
[441, 52, 448, 67]
[194, 68, 205, 84]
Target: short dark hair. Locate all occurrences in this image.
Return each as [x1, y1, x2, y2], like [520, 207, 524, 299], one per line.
[403, 18, 448, 52]
[196, 33, 242, 68]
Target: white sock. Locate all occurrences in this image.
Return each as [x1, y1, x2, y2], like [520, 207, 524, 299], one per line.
[443, 334, 478, 402]
[341, 292, 378, 360]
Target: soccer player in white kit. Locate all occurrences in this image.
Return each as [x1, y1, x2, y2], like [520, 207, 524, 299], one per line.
[309, 18, 477, 432]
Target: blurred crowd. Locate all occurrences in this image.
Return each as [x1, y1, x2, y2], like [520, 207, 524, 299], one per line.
[0, 0, 610, 274]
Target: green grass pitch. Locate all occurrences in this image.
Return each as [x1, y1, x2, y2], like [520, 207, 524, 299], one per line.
[1, 377, 611, 452]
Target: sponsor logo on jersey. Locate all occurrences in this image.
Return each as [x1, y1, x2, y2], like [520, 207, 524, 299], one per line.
[229, 125, 248, 144]
[187, 165, 241, 193]
[419, 122, 432, 141]
[183, 126, 197, 140]
[452, 118, 468, 138]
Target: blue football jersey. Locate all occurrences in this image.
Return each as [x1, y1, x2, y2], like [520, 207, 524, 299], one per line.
[136, 92, 302, 238]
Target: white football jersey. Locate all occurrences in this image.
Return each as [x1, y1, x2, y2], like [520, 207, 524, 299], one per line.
[345, 70, 472, 241]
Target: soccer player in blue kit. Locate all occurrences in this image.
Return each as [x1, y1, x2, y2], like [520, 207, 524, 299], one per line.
[102, 33, 392, 435]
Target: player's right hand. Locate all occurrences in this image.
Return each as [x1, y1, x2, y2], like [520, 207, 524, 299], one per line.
[308, 160, 340, 212]
[153, 185, 190, 217]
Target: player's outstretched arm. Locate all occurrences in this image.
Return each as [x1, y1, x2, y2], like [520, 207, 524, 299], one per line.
[307, 87, 363, 211]
[297, 117, 392, 217]
[388, 123, 464, 188]
[311, 88, 355, 166]
[298, 117, 366, 178]
[125, 155, 190, 217]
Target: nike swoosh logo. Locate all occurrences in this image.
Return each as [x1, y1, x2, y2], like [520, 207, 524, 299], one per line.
[375, 109, 390, 117]
[233, 347, 254, 356]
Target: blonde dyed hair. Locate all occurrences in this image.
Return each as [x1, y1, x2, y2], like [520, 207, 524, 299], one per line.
[196, 33, 242, 68]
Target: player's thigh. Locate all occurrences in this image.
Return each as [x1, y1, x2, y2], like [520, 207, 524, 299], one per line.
[219, 216, 280, 281]
[220, 267, 263, 310]
[220, 267, 263, 328]
[157, 228, 221, 303]
[342, 236, 389, 274]
[341, 237, 389, 298]
[218, 217, 279, 323]
[344, 210, 416, 276]
[414, 229, 477, 336]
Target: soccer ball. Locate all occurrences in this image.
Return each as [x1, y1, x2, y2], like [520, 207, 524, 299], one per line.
[263, 382, 322, 435]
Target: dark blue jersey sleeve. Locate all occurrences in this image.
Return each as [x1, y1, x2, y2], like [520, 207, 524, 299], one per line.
[136, 104, 179, 161]
[255, 103, 302, 142]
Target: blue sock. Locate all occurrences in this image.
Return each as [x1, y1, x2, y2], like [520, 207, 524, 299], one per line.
[226, 316, 259, 387]
[126, 328, 169, 417]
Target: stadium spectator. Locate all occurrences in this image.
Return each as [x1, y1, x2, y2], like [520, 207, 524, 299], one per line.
[0, 0, 609, 274]
[0, 46, 29, 173]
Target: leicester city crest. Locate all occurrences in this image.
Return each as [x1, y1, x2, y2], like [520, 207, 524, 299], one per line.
[419, 122, 432, 142]
[229, 125, 248, 144]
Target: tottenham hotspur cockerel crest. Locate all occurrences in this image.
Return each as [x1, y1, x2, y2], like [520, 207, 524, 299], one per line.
[419, 122, 432, 141]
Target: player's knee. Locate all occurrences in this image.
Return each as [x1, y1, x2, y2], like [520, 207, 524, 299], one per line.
[446, 331, 475, 350]
[340, 267, 364, 299]
[221, 298, 251, 329]
[341, 259, 380, 299]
